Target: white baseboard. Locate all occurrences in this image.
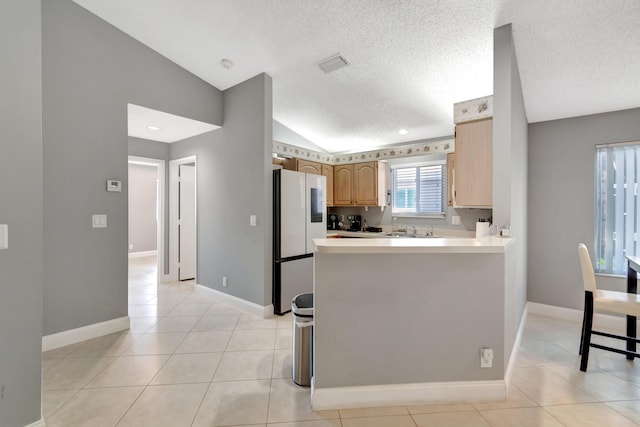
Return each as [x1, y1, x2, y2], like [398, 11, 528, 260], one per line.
[310, 304, 527, 410]
[159, 274, 171, 283]
[311, 379, 506, 411]
[527, 301, 637, 332]
[128, 250, 158, 259]
[24, 417, 45, 427]
[196, 284, 274, 318]
[42, 316, 130, 352]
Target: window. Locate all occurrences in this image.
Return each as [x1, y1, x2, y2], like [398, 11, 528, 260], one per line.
[391, 162, 446, 216]
[595, 142, 639, 275]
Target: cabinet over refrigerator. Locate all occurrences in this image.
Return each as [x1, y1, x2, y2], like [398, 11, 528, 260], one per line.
[273, 169, 326, 314]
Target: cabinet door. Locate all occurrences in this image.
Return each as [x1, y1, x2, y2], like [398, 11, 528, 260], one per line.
[353, 162, 378, 206]
[321, 164, 334, 207]
[296, 159, 322, 175]
[447, 152, 455, 207]
[455, 119, 492, 207]
[333, 164, 353, 205]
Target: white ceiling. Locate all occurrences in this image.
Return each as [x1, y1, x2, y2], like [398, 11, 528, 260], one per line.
[127, 104, 220, 143]
[76, 0, 640, 153]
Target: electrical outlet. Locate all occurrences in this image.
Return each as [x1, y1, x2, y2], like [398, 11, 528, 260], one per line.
[129, 244, 133, 250]
[222, 276, 228, 287]
[451, 216, 461, 226]
[480, 347, 493, 368]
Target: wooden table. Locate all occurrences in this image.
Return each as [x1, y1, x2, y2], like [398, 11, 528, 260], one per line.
[627, 255, 640, 359]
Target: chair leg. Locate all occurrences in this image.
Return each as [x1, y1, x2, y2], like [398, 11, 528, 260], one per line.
[627, 314, 636, 360]
[579, 302, 587, 355]
[580, 292, 594, 372]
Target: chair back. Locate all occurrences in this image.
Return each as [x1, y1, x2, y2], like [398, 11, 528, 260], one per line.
[578, 243, 597, 292]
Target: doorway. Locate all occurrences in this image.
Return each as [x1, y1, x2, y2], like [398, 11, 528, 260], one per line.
[170, 156, 197, 282]
[128, 156, 166, 282]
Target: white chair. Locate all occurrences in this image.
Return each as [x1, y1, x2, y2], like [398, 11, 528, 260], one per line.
[578, 243, 640, 371]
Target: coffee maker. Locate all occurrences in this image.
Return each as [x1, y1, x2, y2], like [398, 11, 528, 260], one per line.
[347, 215, 362, 231]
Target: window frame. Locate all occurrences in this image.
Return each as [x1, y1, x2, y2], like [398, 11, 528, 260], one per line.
[390, 159, 447, 218]
[594, 141, 639, 277]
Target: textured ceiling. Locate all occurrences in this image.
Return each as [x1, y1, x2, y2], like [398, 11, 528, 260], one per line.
[74, 0, 640, 153]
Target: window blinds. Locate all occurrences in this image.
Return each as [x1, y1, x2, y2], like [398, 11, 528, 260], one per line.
[392, 164, 446, 215]
[595, 143, 639, 275]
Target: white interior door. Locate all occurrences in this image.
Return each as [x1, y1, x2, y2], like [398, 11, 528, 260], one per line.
[178, 164, 196, 280]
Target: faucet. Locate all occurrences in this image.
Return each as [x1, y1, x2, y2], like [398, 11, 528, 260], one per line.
[409, 225, 417, 236]
[425, 225, 434, 237]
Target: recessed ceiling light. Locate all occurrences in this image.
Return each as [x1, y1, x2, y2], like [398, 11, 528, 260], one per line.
[221, 58, 234, 69]
[147, 125, 161, 131]
[398, 129, 409, 135]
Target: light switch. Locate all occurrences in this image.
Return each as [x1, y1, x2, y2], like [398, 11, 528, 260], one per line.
[92, 214, 107, 228]
[250, 215, 257, 227]
[0, 224, 8, 249]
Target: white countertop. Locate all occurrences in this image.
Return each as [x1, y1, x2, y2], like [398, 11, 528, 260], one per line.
[314, 235, 513, 254]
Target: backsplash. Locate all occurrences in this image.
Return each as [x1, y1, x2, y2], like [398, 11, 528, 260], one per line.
[328, 206, 492, 232]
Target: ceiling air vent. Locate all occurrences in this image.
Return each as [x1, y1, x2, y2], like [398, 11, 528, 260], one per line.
[317, 54, 349, 73]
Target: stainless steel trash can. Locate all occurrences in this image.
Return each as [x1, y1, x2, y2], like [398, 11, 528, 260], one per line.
[292, 293, 313, 386]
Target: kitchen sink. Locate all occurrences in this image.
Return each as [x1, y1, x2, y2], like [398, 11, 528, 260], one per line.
[382, 232, 440, 238]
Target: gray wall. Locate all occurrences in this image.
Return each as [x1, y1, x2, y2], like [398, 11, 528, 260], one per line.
[129, 136, 170, 160]
[0, 1, 44, 425]
[42, 0, 223, 334]
[528, 107, 640, 309]
[128, 163, 158, 253]
[493, 24, 528, 367]
[314, 252, 505, 388]
[171, 73, 274, 306]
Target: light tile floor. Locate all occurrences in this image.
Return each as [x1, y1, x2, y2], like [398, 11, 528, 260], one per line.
[42, 256, 640, 426]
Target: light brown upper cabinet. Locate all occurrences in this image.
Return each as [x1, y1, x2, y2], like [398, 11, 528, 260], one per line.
[321, 164, 334, 206]
[334, 161, 386, 206]
[295, 159, 322, 175]
[333, 164, 353, 206]
[454, 118, 492, 207]
[354, 162, 378, 205]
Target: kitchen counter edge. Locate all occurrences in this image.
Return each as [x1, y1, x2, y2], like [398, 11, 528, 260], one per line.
[314, 236, 514, 254]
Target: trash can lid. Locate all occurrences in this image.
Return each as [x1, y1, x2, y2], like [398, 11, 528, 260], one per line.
[292, 293, 313, 317]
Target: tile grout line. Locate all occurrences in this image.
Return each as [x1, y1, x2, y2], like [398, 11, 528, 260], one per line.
[601, 400, 640, 425]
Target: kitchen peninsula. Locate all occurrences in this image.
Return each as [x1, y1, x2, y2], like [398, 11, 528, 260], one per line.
[311, 236, 517, 410]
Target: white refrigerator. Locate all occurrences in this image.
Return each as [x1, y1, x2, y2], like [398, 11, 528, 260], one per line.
[273, 169, 326, 314]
